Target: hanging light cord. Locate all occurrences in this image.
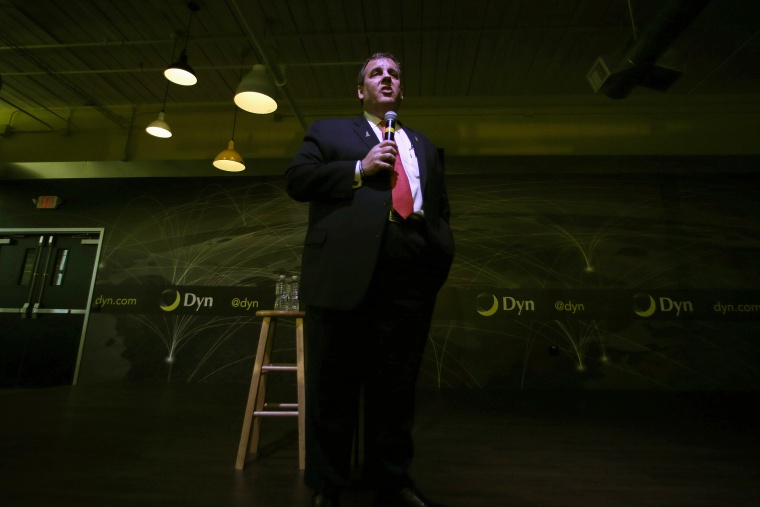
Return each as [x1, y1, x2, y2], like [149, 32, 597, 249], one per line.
[230, 56, 245, 141]
[230, 103, 239, 141]
[167, 36, 179, 67]
[158, 37, 175, 111]
[182, 2, 199, 52]
[160, 79, 170, 111]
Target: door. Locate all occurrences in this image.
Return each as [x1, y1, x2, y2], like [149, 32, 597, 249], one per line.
[0, 229, 103, 388]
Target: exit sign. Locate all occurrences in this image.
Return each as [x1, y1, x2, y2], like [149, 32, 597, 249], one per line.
[36, 196, 62, 209]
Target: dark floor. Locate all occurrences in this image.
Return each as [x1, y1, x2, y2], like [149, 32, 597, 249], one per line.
[0, 382, 758, 507]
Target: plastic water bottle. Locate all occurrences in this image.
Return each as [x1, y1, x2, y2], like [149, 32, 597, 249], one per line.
[288, 275, 300, 311]
[274, 274, 287, 310]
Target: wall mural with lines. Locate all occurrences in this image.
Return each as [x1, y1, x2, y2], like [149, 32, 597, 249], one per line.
[1, 169, 758, 390]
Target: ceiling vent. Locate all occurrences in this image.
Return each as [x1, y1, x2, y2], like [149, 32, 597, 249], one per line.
[587, 48, 687, 99]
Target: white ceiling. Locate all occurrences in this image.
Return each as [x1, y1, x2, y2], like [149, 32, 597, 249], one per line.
[1, 0, 759, 177]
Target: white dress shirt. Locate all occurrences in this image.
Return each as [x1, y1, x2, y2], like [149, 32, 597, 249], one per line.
[355, 112, 423, 215]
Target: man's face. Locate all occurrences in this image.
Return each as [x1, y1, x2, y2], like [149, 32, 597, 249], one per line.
[358, 57, 403, 116]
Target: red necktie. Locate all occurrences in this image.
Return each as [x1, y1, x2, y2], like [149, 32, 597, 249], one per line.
[381, 121, 414, 219]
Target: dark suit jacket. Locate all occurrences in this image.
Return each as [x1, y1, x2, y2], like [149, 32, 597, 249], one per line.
[285, 114, 455, 311]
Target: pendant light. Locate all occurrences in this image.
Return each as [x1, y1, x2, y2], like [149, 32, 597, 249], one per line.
[164, 2, 200, 86]
[213, 105, 245, 172]
[145, 82, 172, 138]
[234, 64, 278, 114]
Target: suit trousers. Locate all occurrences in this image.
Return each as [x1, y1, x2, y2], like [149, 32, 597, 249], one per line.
[304, 219, 438, 493]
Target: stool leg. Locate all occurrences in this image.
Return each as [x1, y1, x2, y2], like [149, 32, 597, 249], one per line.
[235, 316, 274, 470]
[295, 316, 306, 470]
[249, 317, 277, 455]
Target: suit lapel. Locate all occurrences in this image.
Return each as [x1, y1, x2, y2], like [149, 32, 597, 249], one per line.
[353, 115, 378, 149]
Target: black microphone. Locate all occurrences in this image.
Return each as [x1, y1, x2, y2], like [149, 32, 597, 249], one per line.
[384, 111, 397, 141]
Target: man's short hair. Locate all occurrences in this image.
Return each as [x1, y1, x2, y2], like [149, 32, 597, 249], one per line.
[356, 52, 402, 86]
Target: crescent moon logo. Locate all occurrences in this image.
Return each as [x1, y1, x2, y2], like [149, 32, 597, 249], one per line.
[634, 294, 657, 318]
[476, 293, 499, 317]
[160, 288, 181, 312]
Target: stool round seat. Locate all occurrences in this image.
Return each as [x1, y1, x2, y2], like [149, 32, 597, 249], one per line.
[255, 310, 305, 318]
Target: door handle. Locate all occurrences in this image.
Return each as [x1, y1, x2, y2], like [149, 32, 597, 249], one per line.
[21, 235, 47, 319]
[31, 308, 87, 315]
[30, 235, 57, 319]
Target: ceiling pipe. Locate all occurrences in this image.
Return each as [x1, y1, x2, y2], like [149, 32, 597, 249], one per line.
[590, 0, 713, 99]
[0, 32, 130, 129]
[0, 36, 249, 52]
[1, 98, 55, 131]
[3, 61, 362, 78]
[0, 27, 618, 53]
[228, 0, 308, 131]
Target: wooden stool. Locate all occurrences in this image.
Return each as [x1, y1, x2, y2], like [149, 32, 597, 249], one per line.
[235, 310, 305, 470]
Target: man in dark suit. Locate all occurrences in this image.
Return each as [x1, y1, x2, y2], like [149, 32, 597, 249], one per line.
[285, 52, 455, 507]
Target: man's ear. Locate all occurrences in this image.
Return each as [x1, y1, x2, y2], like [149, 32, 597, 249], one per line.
[357, 86, 365, 101]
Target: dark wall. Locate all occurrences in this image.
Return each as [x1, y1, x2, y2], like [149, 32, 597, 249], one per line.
[1, 164, 759, 390]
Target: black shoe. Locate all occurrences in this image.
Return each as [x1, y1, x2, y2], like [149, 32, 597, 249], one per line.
[374, 486, 450, 507]
[312, 490, 340, 507]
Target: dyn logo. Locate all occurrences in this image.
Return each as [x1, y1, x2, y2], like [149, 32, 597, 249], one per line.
[160, 288, 214, 312]
[633, 294, 694, 318]
[476, 293, 535, 317]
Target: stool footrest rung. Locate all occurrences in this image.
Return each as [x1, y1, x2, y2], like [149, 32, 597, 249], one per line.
[254, 410, 299, 417]
[262, 364, 297, 371]
[264, 402, 298, 409]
